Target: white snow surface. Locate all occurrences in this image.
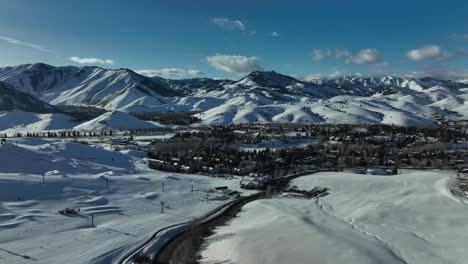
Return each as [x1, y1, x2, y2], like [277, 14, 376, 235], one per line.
[0, 138, 250, 264]
[0, 111, 78, 133]
[74, 111, 159, 131]
[201, 171, 468, 264]
[0, 111, 160, 134]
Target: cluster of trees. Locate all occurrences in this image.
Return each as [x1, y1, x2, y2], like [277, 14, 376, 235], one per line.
[56, 105, 107, 122]
[12, 130, 113, 138]
[171, 123, 468, 145]
[4, 127, 169, 140]
[125, 127, 167, 135]
[149, 141, 284, 175]
[131, 111, 202, 125]
[148, 124, 468, 176]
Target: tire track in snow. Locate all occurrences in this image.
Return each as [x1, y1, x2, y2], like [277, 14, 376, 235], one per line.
[315, 198, 408, 264]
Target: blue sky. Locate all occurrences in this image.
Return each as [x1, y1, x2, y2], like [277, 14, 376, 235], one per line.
[0, 0, 467, 80]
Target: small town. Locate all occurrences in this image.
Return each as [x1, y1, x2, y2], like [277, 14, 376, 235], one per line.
[147, 124, 468, 177]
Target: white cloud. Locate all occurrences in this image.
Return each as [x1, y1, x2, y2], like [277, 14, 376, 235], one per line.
[295, 71, 361, 81]
[211, 17, 245, 31]
[312, 48, 382, 65]
[403, 65, 468, 80]
[334, 49, 351, 59]
[0, 36, 54, 53]
[449, 33, 468, 40]
[345, 49, 382, 65]
[312, 49, 343, 62]
[70, 56, 114, 65]
[311, 49, 327, 61]
[296, 65, 468, 82]
[206, 54, 263, 75]
[136, 68, 204, 78]
[298, 71, 347, 81]
[406, 45, 447, 61]
[231, 20, 245, 31]
[271, 32, 280, 37]
[211, 17, 229, 26]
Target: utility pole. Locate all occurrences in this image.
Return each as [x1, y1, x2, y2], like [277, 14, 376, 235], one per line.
[160, 201, 165, 213]
[90, 215, 95, 228]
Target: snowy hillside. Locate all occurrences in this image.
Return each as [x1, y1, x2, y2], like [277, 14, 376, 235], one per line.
[0, 111, 78, 134]
[151, 76, 234, 96]
[1, 64, 468, 126]
[0, 81, 59, 113]
[187, 73, 467, 126]
[0, 110, 161, 134]
[0, 63, 179, 110]
[0, 138, 249, 264]
[201, 171, 468, 264]
[74, 111, 160, 130]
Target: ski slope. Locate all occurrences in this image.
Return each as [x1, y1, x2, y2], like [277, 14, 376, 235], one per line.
[201, 171, 468, 264]
[0, 138, 250, 264]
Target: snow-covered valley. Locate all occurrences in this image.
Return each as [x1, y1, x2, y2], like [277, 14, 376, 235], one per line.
[0, 125, 467, 264]
[0, 62, 467, 264]
[2, 1, 467, 263]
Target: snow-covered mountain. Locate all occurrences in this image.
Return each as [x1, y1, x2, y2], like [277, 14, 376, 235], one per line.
[168, 71, 468, 126]
[0, 63, 179, 110]
[0, 81, 59, 113]
[1, 64, 467, 126]
[151, 76, 234, 95]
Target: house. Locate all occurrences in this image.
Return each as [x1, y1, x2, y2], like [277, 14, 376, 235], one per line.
[367, 168, 387, 175]
[352, 167, 367, 174]
[456, 164, 468, 173]
[240, 175, 272, 190]
[368, 167, 397, 175]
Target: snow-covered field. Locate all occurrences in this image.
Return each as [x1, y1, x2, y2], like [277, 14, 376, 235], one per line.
[2, 137, 467, 264]
[0, 138, 249, 264]
[201, 171, 468, 264]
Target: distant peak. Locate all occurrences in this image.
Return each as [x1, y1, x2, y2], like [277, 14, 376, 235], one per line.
[238, 70, 301, 87]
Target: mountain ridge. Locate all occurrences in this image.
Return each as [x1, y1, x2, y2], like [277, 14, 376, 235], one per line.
[1, 63, 467, 126]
